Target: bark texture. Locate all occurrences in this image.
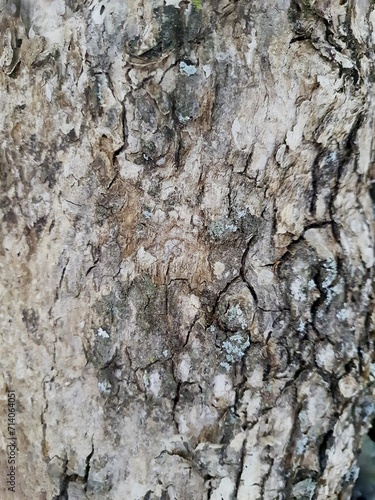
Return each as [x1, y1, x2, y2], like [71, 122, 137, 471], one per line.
[0, 0, 374, 499]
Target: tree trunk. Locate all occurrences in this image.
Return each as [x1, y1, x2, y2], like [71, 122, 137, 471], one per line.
[0, 0, 374, 498]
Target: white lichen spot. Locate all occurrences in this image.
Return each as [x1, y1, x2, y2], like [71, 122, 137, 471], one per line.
[222, 333, 250, 363]
[227, 305, 247, 329]
[178, 114, 190, 124]
[236, 208, 247, 218]
[179, 61, 197, 76]
[296, 435, 308, 455]
[156, 157, 166, 166]
[98, 380, 112, 394]
[326, 281, 343, 306]
[297, 319, 306, 333]
[322, 259, 337, 289]
[209, 219, 238, 239]
[292, 478, 316, 499]
[336, 308, 348, 321]
[143, 210, 152, 219]
[363, 400, 375, 416]
[220, 361, 231, 372]
[225, 223, 238, 232]
[163, 349, 169, 358]
[308, 279, 316, 290]
[344, 464, 359, 484]
[291, 277, 306, 302]
[97, 327, 109, 339]
[326, 151, 338, 165]
[209, 220, 225, 238]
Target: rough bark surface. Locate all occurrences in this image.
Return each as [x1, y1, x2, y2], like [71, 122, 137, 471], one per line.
[0, 0, 374, 499]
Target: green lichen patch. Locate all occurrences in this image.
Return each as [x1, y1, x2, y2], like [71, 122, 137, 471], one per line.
[220, 332, 250, 371]
[214, 281, 256, 359]
[208, 218, 238, 240]
[208, 211, 261, 243]
[218, 301, 252, 332]
[191, 0, 203, 11]
[292, 478, 316, 500]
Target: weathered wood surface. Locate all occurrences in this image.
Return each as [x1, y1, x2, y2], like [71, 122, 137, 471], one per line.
[0, 0, 374, 498]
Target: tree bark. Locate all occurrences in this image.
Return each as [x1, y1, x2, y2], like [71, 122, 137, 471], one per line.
[0, 0, 374, 499]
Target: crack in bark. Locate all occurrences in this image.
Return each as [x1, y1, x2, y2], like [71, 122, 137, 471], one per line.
[54, 442, 95, 499]
[259, 455, 275, 499]
[318, 429, 334, 473]
[171, 359, 182, 433]
[240, 236, 258, 304]
[233, 437, 247, 498]
[111, 100, 127, 165]
[56, 258, 69, 299]
[41, 378, 49, 459]
[84, 442, 95, 492]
